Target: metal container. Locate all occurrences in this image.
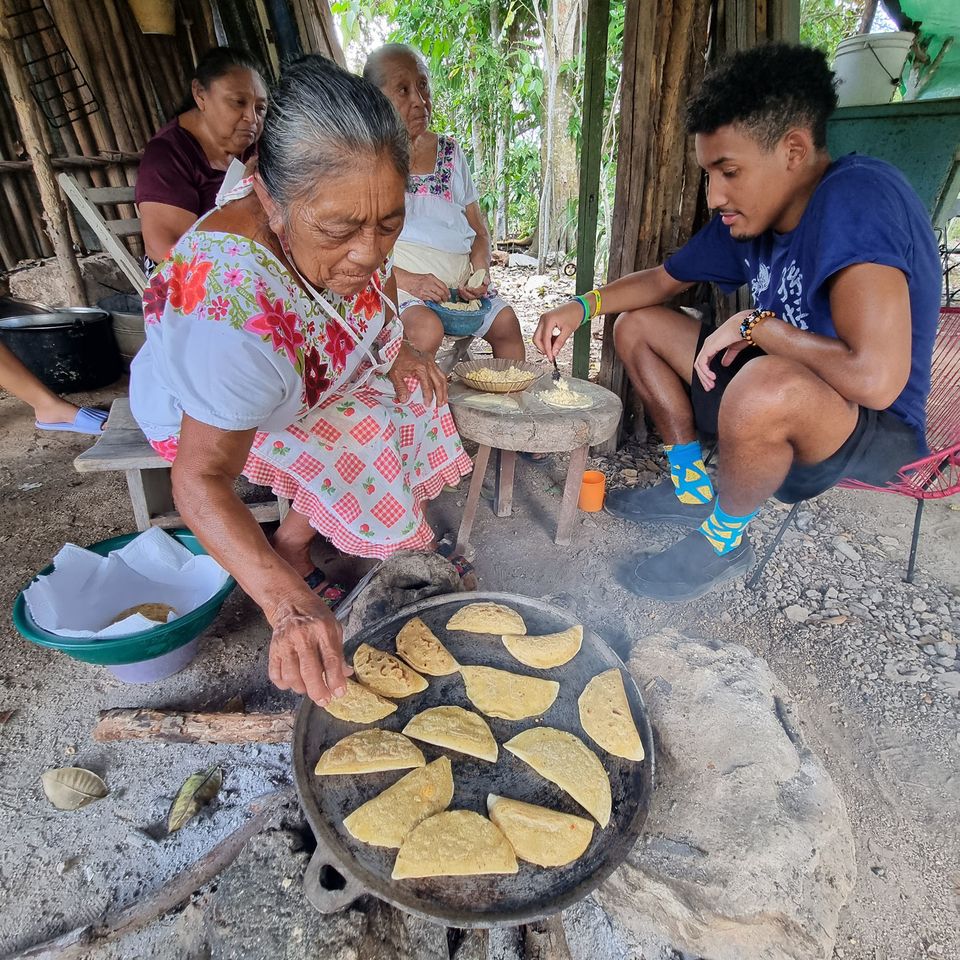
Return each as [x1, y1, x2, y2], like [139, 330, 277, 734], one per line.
[0, 306, 122, 391]
[98, 293, 145, 369]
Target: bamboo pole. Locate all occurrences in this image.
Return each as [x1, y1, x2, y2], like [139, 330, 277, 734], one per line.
[0, 9, 85, 304]
[103, 0, 157, 142]
[0, 88, 48, 259]
[49, 0, 132, 216]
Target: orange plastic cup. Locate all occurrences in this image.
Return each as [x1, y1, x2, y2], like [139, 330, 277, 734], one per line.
[578, 470, 606, 512]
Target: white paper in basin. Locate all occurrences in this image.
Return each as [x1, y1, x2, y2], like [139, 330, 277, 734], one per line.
[23, 527, 230, 640]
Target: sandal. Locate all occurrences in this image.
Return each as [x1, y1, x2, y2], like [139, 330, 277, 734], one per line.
[435, 538, 478, 590]
[304, 567, 348, 608]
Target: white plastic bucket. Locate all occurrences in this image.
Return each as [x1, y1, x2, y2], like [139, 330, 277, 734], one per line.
[833, 32, 915, 107]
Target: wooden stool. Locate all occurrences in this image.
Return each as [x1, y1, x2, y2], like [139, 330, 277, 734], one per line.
[74, 398, 288, 531]
[448, 378, 622, 552]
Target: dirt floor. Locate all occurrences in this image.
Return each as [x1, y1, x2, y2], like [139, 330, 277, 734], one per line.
[0, 267, 958, 959]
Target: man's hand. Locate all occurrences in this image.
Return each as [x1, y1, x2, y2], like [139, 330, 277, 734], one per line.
[534, 301, 584, 361]
[405, 272, 450, 303]
[693, 310, 755, 391]
[388, 339, 448, 406]
[267, 595, 351, 707]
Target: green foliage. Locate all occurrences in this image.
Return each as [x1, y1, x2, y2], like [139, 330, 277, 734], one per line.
[800, 0, 865, 61]
[333, 0, 626, 269]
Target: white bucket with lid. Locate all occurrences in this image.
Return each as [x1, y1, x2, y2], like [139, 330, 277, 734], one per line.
[833, 31, 915, 107]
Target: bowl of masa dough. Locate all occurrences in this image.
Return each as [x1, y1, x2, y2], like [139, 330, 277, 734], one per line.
[14, 530, 236, 682]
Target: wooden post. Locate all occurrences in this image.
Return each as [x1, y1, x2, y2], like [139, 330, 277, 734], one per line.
[572, 0, 610, 381]
[0, 6, 85, 305]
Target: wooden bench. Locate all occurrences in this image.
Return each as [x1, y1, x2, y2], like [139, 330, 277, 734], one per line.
[74, 398, 287, 531]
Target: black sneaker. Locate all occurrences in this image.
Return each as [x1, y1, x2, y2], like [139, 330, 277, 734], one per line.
[605, 478, 714, 528]
[621, 530, 755, 602]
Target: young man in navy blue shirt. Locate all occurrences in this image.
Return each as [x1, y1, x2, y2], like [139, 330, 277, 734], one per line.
[535, 43, 941, 601]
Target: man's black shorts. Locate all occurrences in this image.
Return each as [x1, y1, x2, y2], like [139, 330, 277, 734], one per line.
[689, 323, 922, 504]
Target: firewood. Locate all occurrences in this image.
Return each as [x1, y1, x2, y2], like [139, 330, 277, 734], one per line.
[93, 708, 296, 745]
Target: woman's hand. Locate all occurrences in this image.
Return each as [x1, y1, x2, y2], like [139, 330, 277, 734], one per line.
[267, 594, 352, 707]
[456, 280, 489, 301]
[406, 272, 450, 303]
[388, 340, 448, 406]
[692, 310, 754, 391]
[534, 300, 584, 361]
[457, 266, 489, 301]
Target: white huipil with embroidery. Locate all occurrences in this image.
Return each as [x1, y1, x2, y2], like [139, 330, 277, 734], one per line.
[129, 176, 472, 559]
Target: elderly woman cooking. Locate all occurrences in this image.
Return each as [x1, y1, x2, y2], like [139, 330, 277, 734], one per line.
[363, 44, 525, 361]
[129, 56, 471, 706]
[137, 47, 267, 267]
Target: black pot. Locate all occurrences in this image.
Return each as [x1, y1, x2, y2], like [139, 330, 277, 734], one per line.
[0, 307, 122, 392]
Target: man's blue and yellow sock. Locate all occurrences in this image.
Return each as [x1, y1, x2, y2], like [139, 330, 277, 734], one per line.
[699, 503, 758, 555]
[665, 441, 714, 505]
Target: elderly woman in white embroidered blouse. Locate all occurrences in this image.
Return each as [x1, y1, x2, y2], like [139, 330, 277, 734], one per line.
[364, 44, 525, 361]
[129, 57, 471, 706]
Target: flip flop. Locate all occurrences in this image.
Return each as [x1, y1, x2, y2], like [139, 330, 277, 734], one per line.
[35, 407, 107, 435]
[304, 567, 348, 608]
[435, 538, 478, 590]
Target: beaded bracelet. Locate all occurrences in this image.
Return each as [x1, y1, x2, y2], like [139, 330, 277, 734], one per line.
[739, 309, 775, 344]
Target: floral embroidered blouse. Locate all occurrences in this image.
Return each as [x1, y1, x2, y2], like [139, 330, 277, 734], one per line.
[396, 134, 479, 255]
[129, 229, 396, 443]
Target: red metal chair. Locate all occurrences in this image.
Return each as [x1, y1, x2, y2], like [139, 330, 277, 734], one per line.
[748, 306, 960, 585]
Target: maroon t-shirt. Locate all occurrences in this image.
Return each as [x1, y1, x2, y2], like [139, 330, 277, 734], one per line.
[135, 117, 251, 215]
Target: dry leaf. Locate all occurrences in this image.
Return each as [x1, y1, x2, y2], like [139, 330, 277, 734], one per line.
[222, 696, 245, 713]
[0, 710, 14, 727]
[41, 767, 108, 811]
[167, 766, 223, 833]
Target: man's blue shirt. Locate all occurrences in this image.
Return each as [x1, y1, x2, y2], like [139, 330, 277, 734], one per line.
[664, 154, 941, 443]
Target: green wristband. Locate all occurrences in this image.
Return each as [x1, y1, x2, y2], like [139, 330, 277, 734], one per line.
[576, 295, 591, 327]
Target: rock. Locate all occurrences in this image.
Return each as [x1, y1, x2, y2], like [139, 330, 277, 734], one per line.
[507, 252, 538, 268]
[343, 550, 465, 640]
[599, 630, 856, 960]
[832, 538, 861, 562]
[934, 641, 957, 659]
[932, 672, 960, 697]
[912, 598, 928, 612]
[8, 253, 135, 306]
[784, 604, 811, 624]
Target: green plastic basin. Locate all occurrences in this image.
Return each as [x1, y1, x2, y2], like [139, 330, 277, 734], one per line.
[13, 530, 236, 666]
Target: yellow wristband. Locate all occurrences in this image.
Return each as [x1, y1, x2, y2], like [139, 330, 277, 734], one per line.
[585, 289, 602, 318]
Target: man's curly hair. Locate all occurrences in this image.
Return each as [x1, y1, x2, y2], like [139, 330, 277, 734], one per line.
[686, 43, 838, 150]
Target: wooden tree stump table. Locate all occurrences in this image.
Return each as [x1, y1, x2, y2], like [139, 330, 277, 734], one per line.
[448, 377, 622, 551]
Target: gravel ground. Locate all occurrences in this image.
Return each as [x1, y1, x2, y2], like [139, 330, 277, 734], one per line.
[0, 265, 957, 959]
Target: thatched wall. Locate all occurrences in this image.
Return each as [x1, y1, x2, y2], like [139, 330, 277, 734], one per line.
[0, 0, 344, 273]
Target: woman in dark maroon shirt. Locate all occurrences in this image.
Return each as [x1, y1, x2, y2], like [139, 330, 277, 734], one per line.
[136, 47, 267, 266]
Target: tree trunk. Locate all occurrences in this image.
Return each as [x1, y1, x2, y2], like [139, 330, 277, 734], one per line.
[0, 8, 85, 305]
[536, 0, 581, 270]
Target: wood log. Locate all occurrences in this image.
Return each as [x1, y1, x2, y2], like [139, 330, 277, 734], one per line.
[93, 708, 296, 744]
[521, 915, 574, 960]
[0, 10, 85, 304]
[3, 787, 295, 960]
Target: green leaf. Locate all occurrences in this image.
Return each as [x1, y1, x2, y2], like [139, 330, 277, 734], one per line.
[167, 766, 223, 833]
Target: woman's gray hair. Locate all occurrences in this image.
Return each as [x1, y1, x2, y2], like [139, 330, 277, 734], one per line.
[363, 43, 428, 89]
[258, 55, 409, 210]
